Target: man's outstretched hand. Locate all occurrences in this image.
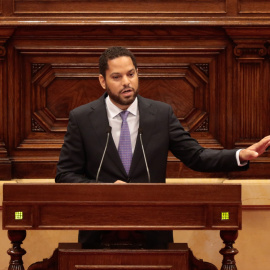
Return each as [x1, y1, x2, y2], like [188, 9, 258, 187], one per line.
[239, 135, 270, 163]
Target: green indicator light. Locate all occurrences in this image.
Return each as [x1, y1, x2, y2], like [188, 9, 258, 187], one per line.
[15, 211, 23, 220]
[221, 212, 229, 220]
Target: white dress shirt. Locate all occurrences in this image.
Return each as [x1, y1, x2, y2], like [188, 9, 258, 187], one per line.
[105, 96, 139, 154]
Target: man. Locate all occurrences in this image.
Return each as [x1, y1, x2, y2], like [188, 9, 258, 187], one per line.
[56, 46, 270, 248]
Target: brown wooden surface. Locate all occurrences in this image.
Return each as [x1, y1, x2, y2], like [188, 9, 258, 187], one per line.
[2, 183, 241, 230]
[0, 2, 269, 180]
[58, 244, 191, 270]
[0, 0, 270, 25]
[3, 183, 240, 270]
[26, 243, 218, 270]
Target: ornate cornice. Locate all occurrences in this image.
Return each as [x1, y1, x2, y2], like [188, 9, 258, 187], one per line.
[234, 44, 268, 58]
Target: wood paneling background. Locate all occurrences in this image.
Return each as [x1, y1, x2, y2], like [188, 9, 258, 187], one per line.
[0, 1, 269, 180]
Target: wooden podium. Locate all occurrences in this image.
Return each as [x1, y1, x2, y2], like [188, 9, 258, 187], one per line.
[2, 183, 242, 270]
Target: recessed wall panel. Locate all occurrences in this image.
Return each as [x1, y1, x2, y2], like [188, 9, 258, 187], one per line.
[13, 0, 226, 14]
[239, 0, 270, 14]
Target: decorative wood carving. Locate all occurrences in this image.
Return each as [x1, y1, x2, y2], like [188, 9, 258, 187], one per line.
[28, 249, 58, 270]
[7, 230, 27, 270]
[219, 230, 239, 270]
[189, 249, 218, 270]
[31, 63, 46, 76]
[233, 43, 268, 58]
[195, 64, 209, 77]
[195, 117, 209, 132]
[31, 118, 45, 132]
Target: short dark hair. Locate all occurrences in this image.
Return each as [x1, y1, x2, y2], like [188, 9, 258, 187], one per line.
[99, 46, 137, 78]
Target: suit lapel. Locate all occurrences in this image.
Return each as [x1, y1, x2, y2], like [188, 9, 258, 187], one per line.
[89, 94, 127, 176]
[90, 94, 157, 179]
[129, 95, 156, 175]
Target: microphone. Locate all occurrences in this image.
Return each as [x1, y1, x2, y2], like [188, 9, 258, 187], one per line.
[138, 128, 151, 183]
[96, 126, 111, 183]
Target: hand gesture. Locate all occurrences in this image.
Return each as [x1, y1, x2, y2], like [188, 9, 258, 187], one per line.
[239, 135, 270, 162]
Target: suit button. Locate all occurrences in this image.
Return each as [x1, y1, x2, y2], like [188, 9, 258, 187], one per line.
[127, 177, 131, 183]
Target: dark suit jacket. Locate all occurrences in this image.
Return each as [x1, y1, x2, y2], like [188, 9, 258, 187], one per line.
[55, 93, 248, 248]
[56, 93, 248, 184]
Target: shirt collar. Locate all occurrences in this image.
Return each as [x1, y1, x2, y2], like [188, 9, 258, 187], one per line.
[106, 96, 138, 118]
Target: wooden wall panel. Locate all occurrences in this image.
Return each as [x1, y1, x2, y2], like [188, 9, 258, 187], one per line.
[31, 64, 102, 132]
[237, 61, 265, 139]
[227, 28, 270, 146]
[239, 0, 270, 14]
[0, 28, 15, 179]
[3, 26, 238, 179]
[13, 0, 226, 15]
[1, 25, 268, 179]
[0, 4, 269, 179]
[0, 56, 11, 179]
[225, 27, 270, 178]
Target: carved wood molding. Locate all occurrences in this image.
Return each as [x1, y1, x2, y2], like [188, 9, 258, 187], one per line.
[0, 28, 15, 60]
[233, 43, 268, 58]
[0, 0, 269, 26]
[242, 205, 270, 211]
[225, 27, 270, 58]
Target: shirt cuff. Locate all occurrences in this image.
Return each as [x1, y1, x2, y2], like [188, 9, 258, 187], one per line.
[236, 149, 248, 166]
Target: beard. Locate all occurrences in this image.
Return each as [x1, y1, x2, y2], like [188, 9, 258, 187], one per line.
[106, 85, 139, 107]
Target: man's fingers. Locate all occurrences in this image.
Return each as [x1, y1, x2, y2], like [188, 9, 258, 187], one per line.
[240, 149, 259, 162]
[246, 150, 259, 160]
[239, 135, 270, 162]
[114, 180, 127, 184]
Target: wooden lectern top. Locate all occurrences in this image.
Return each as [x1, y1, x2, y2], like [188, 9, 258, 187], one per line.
[2, 183, 241, 231]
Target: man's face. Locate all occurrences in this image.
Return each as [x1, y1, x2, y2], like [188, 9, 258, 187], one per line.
[99, 56, 139, 110]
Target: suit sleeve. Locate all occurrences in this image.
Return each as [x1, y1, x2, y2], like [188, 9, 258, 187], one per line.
[168, 106, 249, 172]
[55, 111, 95, 183]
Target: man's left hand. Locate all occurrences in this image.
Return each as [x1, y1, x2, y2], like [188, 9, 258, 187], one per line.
[239, 135, 270, 162]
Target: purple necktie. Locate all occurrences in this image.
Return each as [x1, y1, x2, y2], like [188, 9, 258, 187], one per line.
[118, 111, 132, 174]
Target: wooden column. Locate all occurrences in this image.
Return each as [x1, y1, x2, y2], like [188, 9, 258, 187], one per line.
[0, 28, 15, 180]
[7, 230, 27, 270]
[225, 27, 270, 178]
[219, 230, 239, 270]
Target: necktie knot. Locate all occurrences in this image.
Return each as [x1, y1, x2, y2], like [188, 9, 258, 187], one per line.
[120, 110, 129, 121]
